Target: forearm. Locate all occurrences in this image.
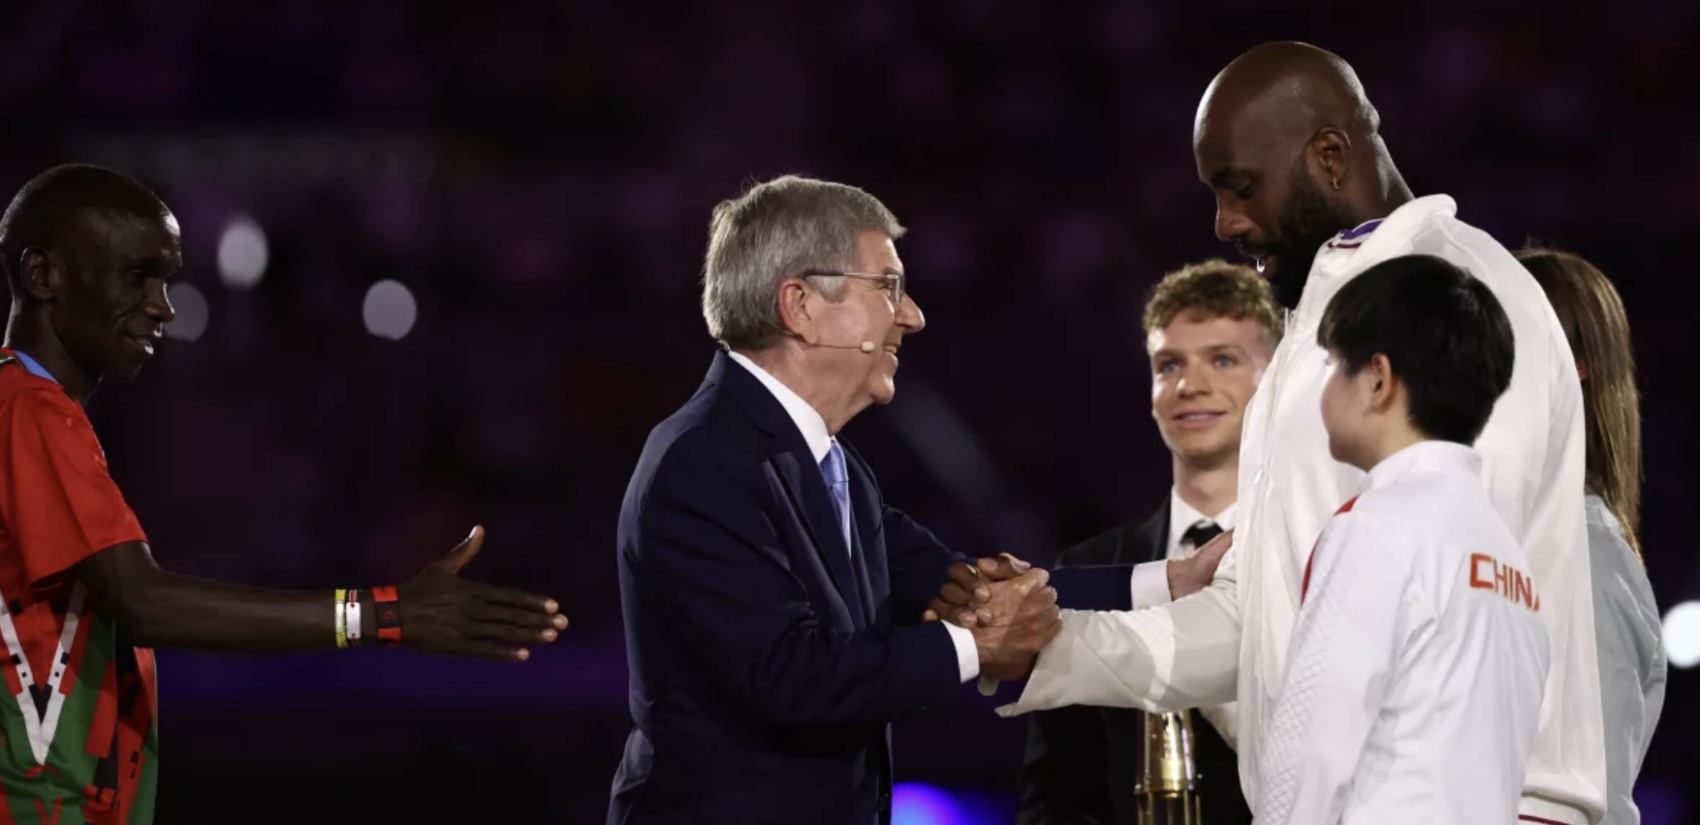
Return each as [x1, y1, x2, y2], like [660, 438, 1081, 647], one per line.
[71, 533, 556, 661]
[731, 621, 962, 726]
[1049, 564, 1140, 611]
[72, 540, 388, 655]
[114, 568, 362, 654]
[892, 554, 961, 620]
[880, 505, 968, 618]
[998, 579, 1241, 717]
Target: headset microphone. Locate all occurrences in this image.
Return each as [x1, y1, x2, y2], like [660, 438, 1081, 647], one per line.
[785, 331, 879, 353]
[809, 340, 879, 353]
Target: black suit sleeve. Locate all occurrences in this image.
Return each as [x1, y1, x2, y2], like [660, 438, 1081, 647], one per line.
[1018, 704, 1116, 825]
[1044, 524, 1146, 611]
[840, 440, 970, 621]
[880, 504, 969, 621]
[1046, 564, 1138, 611]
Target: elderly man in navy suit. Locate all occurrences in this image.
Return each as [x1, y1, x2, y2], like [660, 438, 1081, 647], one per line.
[609, 175, 1060, 825]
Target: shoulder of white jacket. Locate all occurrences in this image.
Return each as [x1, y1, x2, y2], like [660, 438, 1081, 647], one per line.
[1342, 194, 1458, 244]
[1348, 476, 1484, 547]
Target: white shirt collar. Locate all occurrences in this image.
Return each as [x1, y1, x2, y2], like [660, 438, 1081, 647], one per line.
[726, 350, 834, 463]
[1167, 487, 1238, 557]
[1359, 440, 1482, 496]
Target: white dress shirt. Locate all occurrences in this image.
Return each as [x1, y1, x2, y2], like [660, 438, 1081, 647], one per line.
[727, 351, 980, 684]
[1256, 442, 1549, 825]
[996, 196, 1605, 825]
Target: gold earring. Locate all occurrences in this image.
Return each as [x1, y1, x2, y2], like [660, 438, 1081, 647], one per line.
[1331, 176, 1341, 191]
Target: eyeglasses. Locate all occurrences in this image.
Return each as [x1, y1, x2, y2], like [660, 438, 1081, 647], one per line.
[801, 269, 905, 309]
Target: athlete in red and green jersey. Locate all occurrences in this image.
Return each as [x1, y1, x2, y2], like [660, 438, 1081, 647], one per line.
[0, 164, 570, 823]
[0, 348, 157, 824]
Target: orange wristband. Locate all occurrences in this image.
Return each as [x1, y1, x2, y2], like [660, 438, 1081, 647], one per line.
[373, 585, 402, 646]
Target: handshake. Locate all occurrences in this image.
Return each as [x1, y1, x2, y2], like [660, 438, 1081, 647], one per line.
[920, 556, 1060, 681]
[918, 532, 1236, 681]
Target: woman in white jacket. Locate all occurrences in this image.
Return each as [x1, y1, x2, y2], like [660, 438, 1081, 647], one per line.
[1518, 247, 1665, 825]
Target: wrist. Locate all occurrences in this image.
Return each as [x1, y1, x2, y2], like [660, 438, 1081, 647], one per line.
[973, 628, 1007, 668]
[359, 589, 375, 639]
[336, 586, 401, 649]
[372, 585, 402, 646]
[335, 589, 349, 649]
[982, 655, 1035, 681]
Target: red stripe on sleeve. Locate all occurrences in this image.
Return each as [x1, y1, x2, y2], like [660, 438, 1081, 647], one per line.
[1301, 496, 1359, 605]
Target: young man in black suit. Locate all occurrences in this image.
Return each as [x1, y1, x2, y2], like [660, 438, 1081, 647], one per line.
[1017, 260, 1282, 825]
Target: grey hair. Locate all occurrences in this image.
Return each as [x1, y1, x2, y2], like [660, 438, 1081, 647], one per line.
[701, 174, 905, 350]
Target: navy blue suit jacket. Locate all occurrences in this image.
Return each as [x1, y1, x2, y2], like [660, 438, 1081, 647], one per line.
[608, 351, 968, 825]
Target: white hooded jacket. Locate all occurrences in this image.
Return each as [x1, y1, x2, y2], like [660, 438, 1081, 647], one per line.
[996, 195, 1606, 825]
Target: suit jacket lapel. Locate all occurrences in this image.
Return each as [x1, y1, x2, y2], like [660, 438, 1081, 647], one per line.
[1134, 499, 1171, 564]
[849, 514, 876, 627]
[771, 449, 863, 621]
[712, 350, 865, 623]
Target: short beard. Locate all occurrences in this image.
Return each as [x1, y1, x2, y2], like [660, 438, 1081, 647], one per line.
[1271, 153, 1358, 308]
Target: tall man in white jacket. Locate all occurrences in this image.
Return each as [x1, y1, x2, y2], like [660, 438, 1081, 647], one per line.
[978, 42, 1606, 825]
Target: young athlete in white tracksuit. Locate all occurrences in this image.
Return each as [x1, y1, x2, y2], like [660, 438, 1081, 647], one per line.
[1254, 254, 1548, 825]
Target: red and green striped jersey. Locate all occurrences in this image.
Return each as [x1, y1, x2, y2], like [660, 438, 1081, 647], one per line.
[0, 352, 157, 824]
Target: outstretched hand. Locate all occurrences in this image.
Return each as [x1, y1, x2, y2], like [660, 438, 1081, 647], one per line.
[394, 526, 568, 661]
[921, 553, 1031, 626]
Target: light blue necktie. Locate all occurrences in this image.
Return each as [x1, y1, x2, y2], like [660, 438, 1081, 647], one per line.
[820, 440, 852, 556]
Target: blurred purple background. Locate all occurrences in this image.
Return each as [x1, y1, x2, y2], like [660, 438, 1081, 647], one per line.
[1, 0, 1694, 821]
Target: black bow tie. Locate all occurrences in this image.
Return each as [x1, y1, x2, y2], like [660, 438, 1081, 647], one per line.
[1183, 520, 1222, 549]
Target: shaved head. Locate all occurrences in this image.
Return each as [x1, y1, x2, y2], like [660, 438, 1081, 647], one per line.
[1195, 42, 1379, 153]
[1193, 42, 1411, 304]
[0, 164, 173, 295]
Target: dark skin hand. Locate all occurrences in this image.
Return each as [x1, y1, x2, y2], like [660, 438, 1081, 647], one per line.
[72, 526, 568, 661]
[968, 568, 1062, 681]
[921, 554, 1029, 626]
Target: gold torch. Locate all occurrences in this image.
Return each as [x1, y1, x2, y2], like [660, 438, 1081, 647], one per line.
[1134, 709, 1200, 825]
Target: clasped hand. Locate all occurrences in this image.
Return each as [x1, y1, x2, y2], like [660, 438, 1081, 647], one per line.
[922, 530, 1234, 628]
[922, 555, 1060, 680]
[916, 532, 1233, 681]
